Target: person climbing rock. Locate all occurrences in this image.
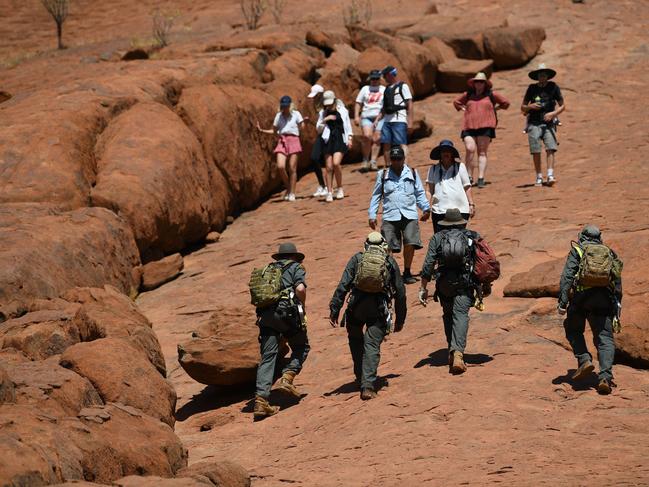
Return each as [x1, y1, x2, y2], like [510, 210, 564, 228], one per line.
[418, 208, 486, 374]
[329, 232, 406, 400]
[558, 225, 623, 395]
[521, 63, 565, 187]
[257, 95, 305, 202]
[453, 72, 510, 188]
[368, 145, 431, 284]
[354, 69, 385, 171]
[249, 242, 310, 420]
[374, 65, 413, 167]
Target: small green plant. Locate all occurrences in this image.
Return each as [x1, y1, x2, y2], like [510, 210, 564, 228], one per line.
[241, 0, 266, 30]
[152, 8, 180, 48]
[343, 0, 372, 30]
[41, 0, 69, 49]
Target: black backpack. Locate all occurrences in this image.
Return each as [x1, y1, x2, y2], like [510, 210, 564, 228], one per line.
[439, 229, 472, 270]
[383, 82, 407, 115]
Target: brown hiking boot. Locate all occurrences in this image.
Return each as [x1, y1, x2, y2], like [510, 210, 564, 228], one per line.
[450, 351, 467, 375]
[597, 379, 612, 395]
[253, 395, 279, 420]
[572, 361, 595, 381]
[274, 371, 301, 398]
[360, 387, 377, 400]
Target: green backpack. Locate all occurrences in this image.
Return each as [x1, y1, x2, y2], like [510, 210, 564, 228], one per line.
[249, 262, 288, 308]
[353, 245, 390, 293]
[573, 242, 623, 289]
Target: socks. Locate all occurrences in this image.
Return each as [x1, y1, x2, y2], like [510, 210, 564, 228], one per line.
[547, 168, 554, 178]
[537, 173, 543, 180]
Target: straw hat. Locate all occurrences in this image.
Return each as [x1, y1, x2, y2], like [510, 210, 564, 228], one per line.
[467, 71, 492, 89]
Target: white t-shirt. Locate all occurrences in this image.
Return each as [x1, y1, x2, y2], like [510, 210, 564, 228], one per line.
[273, 110, 304, 136]
[383, 82, 413, 123]
[355, 85, 385, 119]
[426, 162, 471, 214]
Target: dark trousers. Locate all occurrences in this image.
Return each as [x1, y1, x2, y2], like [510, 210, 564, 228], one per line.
[432, 212, 470, 233]
[345, 302, 388, 390]
[563, 292, 615, 381]
[255, 326, 310, 399]
[310, 136, 326, 187]
[439, 292, 473, 353]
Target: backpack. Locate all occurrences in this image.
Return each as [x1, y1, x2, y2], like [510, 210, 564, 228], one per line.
[353, 245, 390, 293]
[573, 242, 622, 289]
[473, 238, 500, 283]
[383, 82, 407, 115]
[249, 262, 288, 308]
[439, 229, 472, 270]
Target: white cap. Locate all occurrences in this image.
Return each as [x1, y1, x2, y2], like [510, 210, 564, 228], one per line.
[307, 84, 324, 98]
[322, 90, 336, 106]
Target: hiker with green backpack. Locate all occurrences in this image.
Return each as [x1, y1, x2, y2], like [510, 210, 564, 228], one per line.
[248, 242, 310, 420]
[329, 232, 407, 400]
[558, 225, 623, 395]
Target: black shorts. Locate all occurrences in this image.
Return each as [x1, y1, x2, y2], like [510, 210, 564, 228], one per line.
[461, 127, 496, 139]
[381, 217, 422, 252]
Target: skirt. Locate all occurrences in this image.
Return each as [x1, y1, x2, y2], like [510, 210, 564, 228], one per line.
[274, 134, 303, 155]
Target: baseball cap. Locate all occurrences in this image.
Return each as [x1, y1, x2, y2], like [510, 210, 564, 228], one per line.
[382, 65, 398, 77]
[389, 145, 405, 160]
[279, 95, 292, 106]
[307, 84, 324, 98]
[322, 90, 336, 106]
[368, 69, 382, 80]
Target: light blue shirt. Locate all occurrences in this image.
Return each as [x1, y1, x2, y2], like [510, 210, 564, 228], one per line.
[368, 165, 430, 221]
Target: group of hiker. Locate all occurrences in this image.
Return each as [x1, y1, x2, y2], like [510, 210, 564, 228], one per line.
[247, 63, 619, 421]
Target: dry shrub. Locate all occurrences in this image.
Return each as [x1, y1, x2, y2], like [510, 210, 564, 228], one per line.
[241, 0, 266, 30]
[41, 0, 69, 49]
[152, 8, 180, 48]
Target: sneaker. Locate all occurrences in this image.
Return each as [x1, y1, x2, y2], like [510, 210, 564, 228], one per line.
[477, 178, 486, 188]
[360, 160, 370, 172]
[287, 193, 296, 202]
[335, 188, 344, 200]
[325, 192, 334, 202]
[360, 387, 377, 400]
[312, 186, 326, 197]
[370, 160, 378, 171]
[547, 175, 556, 187]
[402, 272, 418, 285]
[469, 176, 474, 186]
[534, 176, 543, 187]
[597, 379, 612, 395]
[283, 192, 290, 200]
[572, 360, 595, 381]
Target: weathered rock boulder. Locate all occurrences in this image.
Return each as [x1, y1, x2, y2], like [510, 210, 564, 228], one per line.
[114, 475, 213, 486]
[422, 36, 457, 65]
[436, 58, 494, 93]
[177, 460, 251, 487]
[141, 254, 184, 291]
[0, 91, 11, 104]
[60, 338, 176, 426]
[315, 43, 362, 104]
[356, 47, 410, 87]
[306, 29, 351, 56]
[503, 259, 562, 298]
[0, 366, 14, 404]
[264, 46, 324, 82]
[483, 26, 546, 69]
[206, 26, 305, 55]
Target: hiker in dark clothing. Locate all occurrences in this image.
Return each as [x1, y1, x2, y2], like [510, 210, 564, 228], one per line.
[329, 232, 407, 400]
[418, 208, 482, 374]
[558, 225, 623, 395]
[253, 242, 310, 420]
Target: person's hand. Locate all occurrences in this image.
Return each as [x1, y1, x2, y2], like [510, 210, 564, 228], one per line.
[394, 322, 404, 333]
[557, 306, 567, 316]
[420, 211, 430, 222]
[329, 312, 339, 328]
[347, 139, 353, 149]
[256, 120, 262, 132]
[543, 112, 555, 123]
[418, 287, 428, 306]
[459, 105, 467, 111]
[323, 114, 336, 122]
[529, 102, 542, 111]
[470, 204, 476, 217]
[369, 219, 377, 229]
[303, 116, 310, 122]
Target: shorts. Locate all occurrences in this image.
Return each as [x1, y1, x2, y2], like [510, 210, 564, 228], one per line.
[527, 124, 558, 154]
[461, 127, 496, 139]
[381, 217, 422, 253]
[361, 116, 384, 132]
[380, 121, 408, 146]
[274, 134, 302, 155]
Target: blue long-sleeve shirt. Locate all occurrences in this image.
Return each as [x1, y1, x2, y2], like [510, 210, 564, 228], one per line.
[368, 165, 430, 221]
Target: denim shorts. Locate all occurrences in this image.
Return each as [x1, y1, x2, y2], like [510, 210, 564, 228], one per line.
[381, 121, 408, 145]
[361, 116, 383, 132]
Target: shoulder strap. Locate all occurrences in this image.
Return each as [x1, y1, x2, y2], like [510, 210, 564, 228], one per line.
[380, 168, 389, 199]
[570, 241, 584, 258]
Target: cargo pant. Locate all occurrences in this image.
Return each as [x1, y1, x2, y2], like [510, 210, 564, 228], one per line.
[345, 295, 389, 390]
[255, 325, 310, 399]
[563, 291, 616, 381]
[439, 292, 473, 353]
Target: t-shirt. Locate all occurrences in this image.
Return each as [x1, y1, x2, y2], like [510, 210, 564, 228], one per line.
[383, 82, 413, 124]
[273, 110, 304, 136]
[426, 162, 471, 214]
[454, 91, 509, 130]
[523, 82, 563, 125]
[355, 85, 385, 119]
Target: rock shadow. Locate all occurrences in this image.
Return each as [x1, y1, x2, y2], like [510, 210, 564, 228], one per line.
[552, 369, 599, 391]
[414, 348, 494, 368]
[175, 384, 253, 421]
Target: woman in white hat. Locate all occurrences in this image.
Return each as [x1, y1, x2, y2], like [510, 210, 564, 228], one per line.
[453, 72, 509, 188]
[316, 90, 353, 202]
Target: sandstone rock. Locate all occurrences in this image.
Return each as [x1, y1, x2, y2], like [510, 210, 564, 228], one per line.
[121, 48, 149, 61]
[436, 58, 494, 93]
[503, 260, 562, 298]
[0, 90, 11, 104]
[306, 29, 351, 56]
[206, 26, 305, 54]
[209, 50, 271, 86]
[115, 475, 213, 486]
[60, 338, 176, 426]
[422, 37, 457, 65]
[205, 232, 221, 243]
[356, 47, 410, 87]
[178, 460, 251, 487]
[316, 44, 362, 104]
[264, 47, 324, 82]
[141, 254, 184, 291]
[92, 102, 215, 260]
[0, 366, 14, 404]
[0, 207, 141, 320]
[483, 26, 546, 69]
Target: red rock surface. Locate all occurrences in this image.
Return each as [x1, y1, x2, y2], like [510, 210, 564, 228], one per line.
[141, 254, 185, 291]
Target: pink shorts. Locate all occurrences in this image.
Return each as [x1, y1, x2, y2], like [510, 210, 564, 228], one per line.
[274, 134, 302, 155]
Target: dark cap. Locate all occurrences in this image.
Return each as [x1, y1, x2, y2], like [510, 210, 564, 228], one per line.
[389, 145, 405, 160]
[279, 95, 292, 106]
[368, 69, 382, 80]
[382, 65, 398, 77]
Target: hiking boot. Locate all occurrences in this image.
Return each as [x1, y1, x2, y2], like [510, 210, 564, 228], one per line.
[450, 351, 467, 374]
[360, 387, 377, 400]
[534, 176, 543, 187]
[361, 160, 370, 172]
[597, 379, 612, 395]
[335, 188, 345, 200]
[274, 371, 301, 398]
[312, 186, 326, 198]
[370, 160, 378, 171]
[477, 178, 486, 188]
[287, 193, 296, 202]
[325, 192, 334, 202]
[253, 395, 279, 420]
[571, 360, 595, 381]
[547, 175, 556, 187]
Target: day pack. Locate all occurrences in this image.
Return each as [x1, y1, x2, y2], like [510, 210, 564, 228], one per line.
[439, 229, 472, 270]
[249, 262, 287, 308]
[354, 245, 390, 293]
[383, 82, 407, 115]
[574, 242, 622, 289]
[473, 238, 500, 283]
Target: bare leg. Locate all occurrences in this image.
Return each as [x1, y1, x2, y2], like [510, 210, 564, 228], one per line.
[288, 153, 298, 195]
[476, 136, 491, 180]
[371, 129, 381, 162]
[333, 152, 344, 189]
[546, 150, 556, 172]
[532, 153, 542, 175]
[325, 154, 334, 194]
[276, 152, 289, 192]
[463, 136, 477, 180]
[403, 244, 415, 272]
[361, 125, 373, 162]
[382, 143, 391, 167]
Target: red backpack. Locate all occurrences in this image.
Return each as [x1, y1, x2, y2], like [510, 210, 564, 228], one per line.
[473, 238, 500, 283]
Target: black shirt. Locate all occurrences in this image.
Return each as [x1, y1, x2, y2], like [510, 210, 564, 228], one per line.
[523, 82, 564, 125]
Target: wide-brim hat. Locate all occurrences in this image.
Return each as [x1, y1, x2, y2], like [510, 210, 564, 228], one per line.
[467, 71, 492, 89]
[528, 63, 557, 81]
[322, 90, 336, 106]
[439, 208, 468, 227]
[429, 139, 460, 160]
[272, 242, 305, 262]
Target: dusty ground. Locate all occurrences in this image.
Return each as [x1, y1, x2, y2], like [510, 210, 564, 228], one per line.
[135, 1, 649, 485]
